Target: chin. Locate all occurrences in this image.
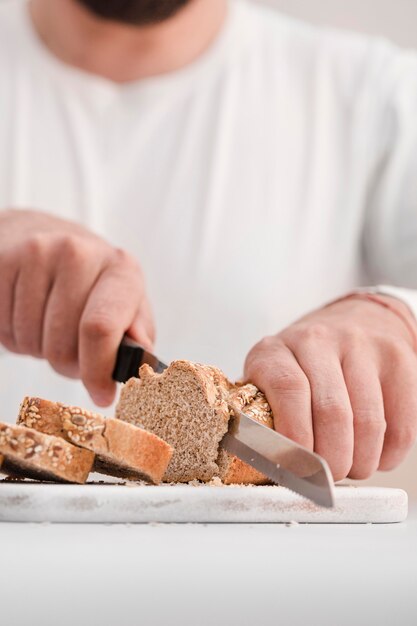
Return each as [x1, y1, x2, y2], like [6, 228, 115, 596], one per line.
[76, 0, 192, 25]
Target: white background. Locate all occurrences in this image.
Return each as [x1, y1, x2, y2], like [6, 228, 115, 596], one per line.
[259, 0, 417, 48]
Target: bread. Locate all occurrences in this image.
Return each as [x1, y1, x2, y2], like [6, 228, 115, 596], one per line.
[0, 421, 94, 483]
[116, 361, 231, 482]
[219, 383, 274, 485]
[18, 397, 173, 484]
[116, 360, 273, 484]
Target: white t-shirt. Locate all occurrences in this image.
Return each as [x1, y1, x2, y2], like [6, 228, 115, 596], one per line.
[0, 0, 417, 418]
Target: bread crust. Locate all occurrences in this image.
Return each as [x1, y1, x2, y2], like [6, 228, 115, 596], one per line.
[0, 421, 94, 483]
[18, 397, 173, 484]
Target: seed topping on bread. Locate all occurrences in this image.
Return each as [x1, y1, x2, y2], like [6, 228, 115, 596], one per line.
[0, 423, 73, 470]
[19, 397, 105, 446]
[19, 397, 173, 484]
[229, 384, 273, 427]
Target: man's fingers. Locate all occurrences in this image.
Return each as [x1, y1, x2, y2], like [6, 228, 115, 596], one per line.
[42, 239, 102, 378]
[292, 339, 354, 481]
[0, 248, 18, 351]
[342, 351, 386, 479]
[245, 339, 313, 449]
[13, 264, 51, 357]
[127, 293, 156, 350]
[127, 316, 154, 352]
[379, 348, 417, 471]
[79, 253, 148, 406]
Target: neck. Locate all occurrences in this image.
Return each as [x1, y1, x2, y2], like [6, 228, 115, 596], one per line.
[29, 0, 228, 83]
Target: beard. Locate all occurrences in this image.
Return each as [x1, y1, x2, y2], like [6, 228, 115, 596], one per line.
[77, 0, 192, 25]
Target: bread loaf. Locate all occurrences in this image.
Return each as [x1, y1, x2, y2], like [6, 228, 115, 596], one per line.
[0, 421, 94, 483]
[116, 360, 273, 484]
[18, 398, 173, 484]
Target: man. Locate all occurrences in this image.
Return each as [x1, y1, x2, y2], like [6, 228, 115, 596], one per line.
[0, 0, 416, 482]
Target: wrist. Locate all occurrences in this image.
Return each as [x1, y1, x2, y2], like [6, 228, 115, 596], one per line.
[328, 291, 417, 351]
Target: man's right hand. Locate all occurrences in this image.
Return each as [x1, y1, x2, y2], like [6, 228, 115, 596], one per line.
[0, 209, 155, 406]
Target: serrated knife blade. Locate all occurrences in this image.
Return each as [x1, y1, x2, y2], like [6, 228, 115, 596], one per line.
[222, 407, 335, 508]
[113, 339, 335, 508]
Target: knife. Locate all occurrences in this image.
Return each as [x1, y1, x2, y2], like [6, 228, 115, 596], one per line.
[113, 338, 335, 508]
[113, 337, 168, 381]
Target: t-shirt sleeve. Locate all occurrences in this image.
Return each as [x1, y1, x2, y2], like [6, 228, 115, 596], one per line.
[362, 43, 417, 317]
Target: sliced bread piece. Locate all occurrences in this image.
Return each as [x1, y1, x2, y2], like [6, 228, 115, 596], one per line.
[116, 360, 274, 484]
[116, 361, 232, 482]
[18, 397, 173, 484]
[0, 421, 94, 483]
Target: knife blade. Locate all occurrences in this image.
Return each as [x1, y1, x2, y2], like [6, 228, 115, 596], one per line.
[222, 407, 335, 508]
[112, 339, 335, 508]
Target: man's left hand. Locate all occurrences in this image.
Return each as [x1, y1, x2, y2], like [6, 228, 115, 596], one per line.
[245, 295, 417, 481]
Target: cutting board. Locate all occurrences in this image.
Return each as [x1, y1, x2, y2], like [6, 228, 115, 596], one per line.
[0, 482, 408, 523]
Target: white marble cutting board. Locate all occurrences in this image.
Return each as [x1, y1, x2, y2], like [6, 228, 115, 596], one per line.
[0, 482, 408, 523]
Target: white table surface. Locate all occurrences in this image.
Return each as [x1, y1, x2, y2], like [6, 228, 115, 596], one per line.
[1, 501, 416, 626]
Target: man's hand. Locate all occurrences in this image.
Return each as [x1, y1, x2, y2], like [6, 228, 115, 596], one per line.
[0, 209, 154, 406]
[245, 296, 417, 481]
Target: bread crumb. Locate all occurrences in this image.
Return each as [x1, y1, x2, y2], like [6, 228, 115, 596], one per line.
[209, 476, 223, 487]
[187, 479, 203, 487]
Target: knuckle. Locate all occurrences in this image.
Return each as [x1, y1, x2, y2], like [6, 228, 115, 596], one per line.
[266, 367, 309, 395]
[43, 325, 77, 368]
[49, 361, 79, 379]
[384, 339, 410, 363]
[58, 234, 88, 262]
[285, 427, 314, 450]
[246, 336, 278, 364]
[44, 342, 77, 369]
[353, 410, 386, 435]
[66, 239, 92, 265]
[313, 399, 352, 427]
[344, 326, 367, 346]
[385, 425, 416, 452]
[297, 322, 332, 343]
[255, 335, 278, 352]
[24, 233, 51, 259]
[112, 247, 140, 271]
[81, 312, 117, 341]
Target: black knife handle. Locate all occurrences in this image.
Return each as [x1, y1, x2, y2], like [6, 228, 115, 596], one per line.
[112, 339, 145, 382]
[112, 337, 167, 383]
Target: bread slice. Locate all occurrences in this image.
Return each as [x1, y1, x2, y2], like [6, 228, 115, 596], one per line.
[18, 397, 173, 484]
[116, 361, 231, 482]
[116, 360, 273, 484]
[0, 421, 94, 483]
